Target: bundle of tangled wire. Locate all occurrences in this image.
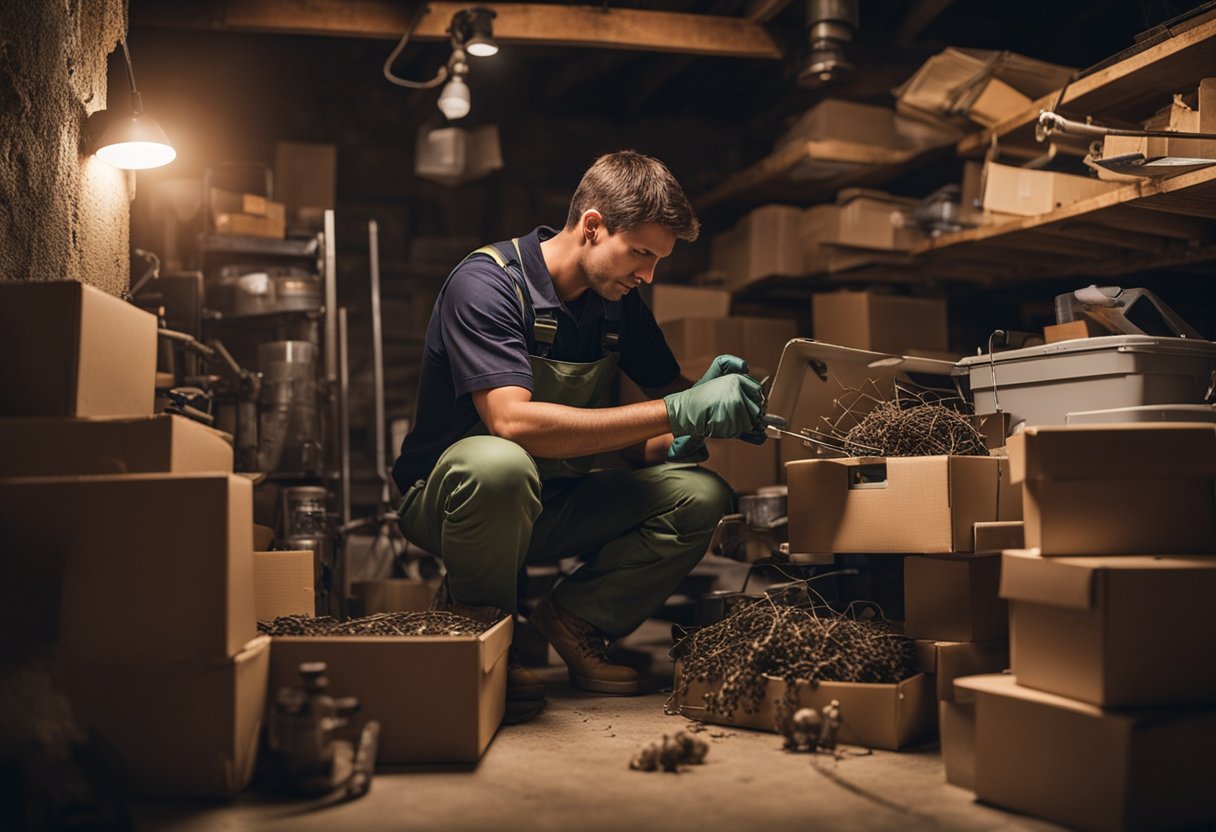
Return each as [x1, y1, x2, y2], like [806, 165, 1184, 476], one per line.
[668, 593, 916, 719]
[842, 398, 989, 457]
[258, 611, 492, 637]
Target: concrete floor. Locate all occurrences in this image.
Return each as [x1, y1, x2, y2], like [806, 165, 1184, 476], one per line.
[133, 619, 1066, 832]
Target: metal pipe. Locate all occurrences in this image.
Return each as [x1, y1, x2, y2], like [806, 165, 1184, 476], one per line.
[1038, 110, 1216, 141]
[323, 209, 339, 385]
[368, 219, 389, 506]
[338, 306, 351, 527]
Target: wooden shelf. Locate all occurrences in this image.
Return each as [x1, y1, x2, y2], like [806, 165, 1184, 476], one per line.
[957, 9, 1216, 157]
[698, 139, 949, 215]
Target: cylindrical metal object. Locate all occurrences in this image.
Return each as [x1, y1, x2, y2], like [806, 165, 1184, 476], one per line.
[257, 340, 320, 473]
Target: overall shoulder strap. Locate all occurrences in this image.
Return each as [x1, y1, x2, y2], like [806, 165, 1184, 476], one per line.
[469, 241, 556, 358]
[601, 300, 621, 354]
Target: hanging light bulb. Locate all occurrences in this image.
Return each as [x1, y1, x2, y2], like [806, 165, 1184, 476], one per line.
[90, 40, 176, 170]
[454, 7, 499, 57]
[437, 47, 471, 120]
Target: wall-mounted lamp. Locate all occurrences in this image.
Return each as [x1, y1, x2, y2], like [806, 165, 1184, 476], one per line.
[89, 39, 176, 170]
[383, 6, 498, 121]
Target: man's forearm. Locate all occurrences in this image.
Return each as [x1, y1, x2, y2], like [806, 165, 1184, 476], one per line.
[488, 399, 671, 459]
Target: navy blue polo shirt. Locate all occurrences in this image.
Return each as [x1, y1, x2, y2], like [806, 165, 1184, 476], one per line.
[392, 226, 681, 488]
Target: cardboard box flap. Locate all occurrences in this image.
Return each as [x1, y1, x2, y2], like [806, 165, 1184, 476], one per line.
[766, 339, 955, 459]
[481, 615, 513, 675]
[1008, 423, 1216, 483]
[956, 672, 1161, 720]
[999, 549, 1096, 610]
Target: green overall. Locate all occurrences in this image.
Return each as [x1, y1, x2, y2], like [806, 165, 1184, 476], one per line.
[397, 239, 733, 638]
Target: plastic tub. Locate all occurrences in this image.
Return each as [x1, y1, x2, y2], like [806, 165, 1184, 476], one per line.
[954, 335, 1216, 428]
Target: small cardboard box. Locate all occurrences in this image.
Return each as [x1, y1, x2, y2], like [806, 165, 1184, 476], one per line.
[914, 639, 1010, 704]
[786, 455, 1020, 555]
[1100, 81, 1216, 172]
[957, 673, 1216, 832]
[56, 635, 270, 799]
[981, 161, 1121, 217]
[253, 550, 315, 621]
[0, 473, 257, 661]
[710, 205, 804, 289]
[209, 187, 287, 223]
[939, 698, 977, 789]
[1044, 318, 1106, 343]
[268, 617, 511, 764]
[1001, 548, 1216, 707]
[811, 291, 948, 354]
[0, 415, 232, 477]
[777, 98, 901, 150]
[905, 555, 1007, 641]
[671, 664, 936, 751]
[1008, 423, 1216, 555]
[0, 281, 156, 418]
[214, 211, 286, 239]
[645, 284, 731, 324]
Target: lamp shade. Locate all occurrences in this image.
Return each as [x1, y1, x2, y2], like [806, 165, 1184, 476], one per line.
[93, 111, 176, 170]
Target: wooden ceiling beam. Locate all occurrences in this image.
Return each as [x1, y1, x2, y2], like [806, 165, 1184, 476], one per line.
[133, 1, 784, 60]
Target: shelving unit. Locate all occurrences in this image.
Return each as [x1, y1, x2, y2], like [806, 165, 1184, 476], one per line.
[706, 7, 1216, 294]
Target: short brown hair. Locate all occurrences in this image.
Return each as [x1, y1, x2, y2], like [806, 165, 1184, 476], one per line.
[565, 150, 700, 242]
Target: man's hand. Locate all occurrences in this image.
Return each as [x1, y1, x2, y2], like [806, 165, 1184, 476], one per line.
[665, 354, 750, 463]
[664, 374, 764, 439]
[694, 354, 749, 387]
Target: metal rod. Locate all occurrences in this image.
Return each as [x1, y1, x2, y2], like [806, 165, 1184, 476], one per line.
[368, 219, 389, 507]
[323, 209, 339, 386]
[1038, 110, 1216, 141]
[338, 306, 352, 528]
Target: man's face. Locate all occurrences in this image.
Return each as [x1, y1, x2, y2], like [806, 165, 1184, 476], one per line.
[580, 220, 677, 302]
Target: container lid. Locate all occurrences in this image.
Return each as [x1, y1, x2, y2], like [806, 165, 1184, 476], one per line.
[1066, 404, 1216, 425]
[956, 334, 1216, 370]
[999, 548, 1216, 610]
[765, 339, 956, 457]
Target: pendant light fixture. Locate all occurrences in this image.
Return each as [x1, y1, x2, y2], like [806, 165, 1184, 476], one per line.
[383, 6, 498, 121]
[90, 39, 176, 170]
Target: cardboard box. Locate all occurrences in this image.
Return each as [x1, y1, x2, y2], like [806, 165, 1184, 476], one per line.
[893, 48, 1074, 128]
[56, 635, 269, 799]
[786, 455, 1020, 555]
[939, 698, 976, 789]
[670, 665, 936, 751]
[209, 187, 287, 222]
[254, 550, 315, 621]
[274, 141, 337, 216]
[811, 291, 948, 354]
[777, 98, 956, 152]
[268, 617, 511, 763]
[701, 438, 779, 494]
[1100, 81, 1216, 171]
[1008, 423, 1216, 555]
[661, 316, 799, 381]
[905, 555, 1007, 641]
[981, 161, 1120, 217]
[350, 578, 438, 614]
[1001, 548, 1216, 707]
[0, 473, 257, 661]
[0, 281, 156, 418]
[957, 673, 1216, 832]
[214, 211, 286, 239]
[972, 520, 1023, 551]
[1044, 318, 1106, 343]
[646, 284, 731, 324]
[710, 205, 804, 289]
[959, 161, 1020, 227]
[0, 415, 232, 477]
[914, 639, 1010, 703]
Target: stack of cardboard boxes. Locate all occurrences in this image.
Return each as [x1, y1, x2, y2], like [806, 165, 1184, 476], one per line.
[620, 284, 798, 493]
[210, 187, 288, 239]
[0, 281, 268, 800]
[952, 423, 1216, 832]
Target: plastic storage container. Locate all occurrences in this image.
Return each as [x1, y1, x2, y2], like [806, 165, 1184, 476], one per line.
[955, 335, 1216, 428]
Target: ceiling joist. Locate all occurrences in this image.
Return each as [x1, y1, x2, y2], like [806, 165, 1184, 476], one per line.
[133, 1, 784, 60]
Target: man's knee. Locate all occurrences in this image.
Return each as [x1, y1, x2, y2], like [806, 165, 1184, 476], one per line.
[666, 467, 735, 533]
[440, 435, 541, 509]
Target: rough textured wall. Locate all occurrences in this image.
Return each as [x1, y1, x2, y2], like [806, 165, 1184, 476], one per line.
[0, 0, 129, 294]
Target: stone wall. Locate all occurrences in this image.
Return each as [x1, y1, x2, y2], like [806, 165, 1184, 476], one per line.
[0, 0, 129, 294]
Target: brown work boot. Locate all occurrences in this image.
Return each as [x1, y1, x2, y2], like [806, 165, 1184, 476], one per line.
[431, 577, 546, 704]
[530, 595, 639, 695]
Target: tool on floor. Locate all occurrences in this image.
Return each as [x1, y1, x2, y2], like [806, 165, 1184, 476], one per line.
[264, 662, 380, 800]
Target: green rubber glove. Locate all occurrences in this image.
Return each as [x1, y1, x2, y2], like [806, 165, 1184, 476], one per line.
[666, 354, 751, 463]
[666, 434, 710, 463]
[664, 374, 764, 439]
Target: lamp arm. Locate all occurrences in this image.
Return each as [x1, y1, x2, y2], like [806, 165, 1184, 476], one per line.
[382, 4, 449, 89]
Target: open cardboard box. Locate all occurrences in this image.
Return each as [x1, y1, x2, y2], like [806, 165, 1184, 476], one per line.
[268, 617, 511, 764]
[956, 673, 1216, 832]
[670, 662, 936, 751]
[1001, 548, 1216, 707]
[1008, 423, 1216, 555]
[0, 415, 233, 477]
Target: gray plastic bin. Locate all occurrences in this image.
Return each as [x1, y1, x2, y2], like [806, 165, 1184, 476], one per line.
[954, 335, 1216, 428]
